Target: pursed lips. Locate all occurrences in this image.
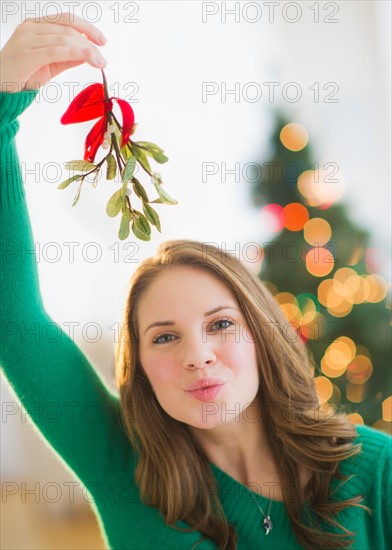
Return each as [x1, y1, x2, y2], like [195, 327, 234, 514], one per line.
[184, 378, 227, 392]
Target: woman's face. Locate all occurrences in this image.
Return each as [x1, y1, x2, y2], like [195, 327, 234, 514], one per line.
[137, 266, 260, 429]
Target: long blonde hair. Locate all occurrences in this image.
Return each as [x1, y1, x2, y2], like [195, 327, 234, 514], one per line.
[115, 240, 369, 549]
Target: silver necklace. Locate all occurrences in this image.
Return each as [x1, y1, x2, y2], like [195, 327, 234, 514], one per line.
[247, 490, 273, 535]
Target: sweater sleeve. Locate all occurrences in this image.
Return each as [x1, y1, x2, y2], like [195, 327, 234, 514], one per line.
[0, 90, 132, 486]
[335, 424, 392, 550]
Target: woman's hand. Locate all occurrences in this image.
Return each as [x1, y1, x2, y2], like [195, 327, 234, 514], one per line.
[0, 12, 107, 92]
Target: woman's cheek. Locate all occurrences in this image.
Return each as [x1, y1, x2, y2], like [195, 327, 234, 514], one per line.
[148, 355, 177, 387]
[223, 332, 250, 357]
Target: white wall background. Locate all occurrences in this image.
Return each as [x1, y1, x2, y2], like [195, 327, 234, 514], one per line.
[1, 0, 391, 496]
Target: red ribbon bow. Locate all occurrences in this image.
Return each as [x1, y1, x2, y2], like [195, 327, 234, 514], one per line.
[60, 83, 135, 163]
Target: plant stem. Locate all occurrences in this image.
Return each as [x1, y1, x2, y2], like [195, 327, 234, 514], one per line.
[81, 157, 106, 179]
[101, 70, 125, 172]
[110, 113, 152, 176]
[101, 70, 109, 102]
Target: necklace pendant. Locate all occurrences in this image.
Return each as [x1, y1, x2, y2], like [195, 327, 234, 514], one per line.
[263, 516, 273, 535]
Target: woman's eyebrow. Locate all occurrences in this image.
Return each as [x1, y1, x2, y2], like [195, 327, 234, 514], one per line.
[143, 305, 238, 335]
[204, 305, 238, 316]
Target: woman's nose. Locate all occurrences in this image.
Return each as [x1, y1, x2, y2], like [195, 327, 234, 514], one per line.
[182, 336, 217, 370]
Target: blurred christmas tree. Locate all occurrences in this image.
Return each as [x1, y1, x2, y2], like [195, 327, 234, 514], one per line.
[250, 113, 391, 433]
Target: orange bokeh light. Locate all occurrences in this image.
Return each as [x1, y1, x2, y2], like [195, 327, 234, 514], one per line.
[347, 413, 364, 425]
[303, 218, 332, 246]
[306, 247, 334, 277]
[274, 292, 297, 305]
[280, 123, 309, 152]
[372, 420, 392, 435]
[282, 203, 309, 231]
[315, 376, 333, 404]
[365, 274, 388, 303]
[346, 355, 373, 385]
[382, 396, 392, 422]
[318, 279, 334, 306]
[321, 336, 356, 378]
[346, 382, 366, 403]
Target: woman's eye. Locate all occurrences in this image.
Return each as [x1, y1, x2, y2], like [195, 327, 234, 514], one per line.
[152, 333, 176, 345]
[210, 318, 234, 331]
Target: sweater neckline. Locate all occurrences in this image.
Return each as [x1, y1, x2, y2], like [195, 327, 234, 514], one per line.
[208, 460, 286, 506]
[208, 460, 299, 543]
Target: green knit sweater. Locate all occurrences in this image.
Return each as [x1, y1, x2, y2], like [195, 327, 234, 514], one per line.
[1, 89, 391, 550]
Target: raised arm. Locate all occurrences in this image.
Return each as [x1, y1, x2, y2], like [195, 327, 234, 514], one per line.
[0, 14, 132, 486]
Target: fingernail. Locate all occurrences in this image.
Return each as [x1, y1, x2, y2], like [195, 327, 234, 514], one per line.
[97, 56, 107, 68]
[97, 32, 107, 45]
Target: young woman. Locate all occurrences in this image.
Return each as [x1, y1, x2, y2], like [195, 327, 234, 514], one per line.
[1, 13, 391, 550]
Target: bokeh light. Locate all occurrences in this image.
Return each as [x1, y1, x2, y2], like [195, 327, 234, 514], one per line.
[282, 203, 309, 231]
[303, 218, 332, 246]
[280, 123, 309, 152]
[275, 292, 327, 343]
[346, 382, 366, 403]
[382, 396, 392, 422]
[334, 267, 357, 284]
[305, 246, 334, 277]
[260, 203, 284, 232]
[275, 292, 297, 306]
[315, 376, 333, 403]
[300, 312, 328, 341]
[315, 270, 385, 317]
[365, 247, 389, 274]
[298, 169, 346, 207]
[365, 274, 388, 303]
[318, 278, 334, 306]
[329, 383, 342, 404]
[264, 281, 279, 296]
[347, 413, 364, 425]
[372, 420, 392, 435]
[296, 293, 319, 324]
[346, 355, 373, 385]
[347, 244, 365, 266]
[321, 336, 356, 378]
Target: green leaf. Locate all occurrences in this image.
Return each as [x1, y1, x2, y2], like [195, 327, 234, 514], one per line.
[106, 189, 124, 217]
[152, 172, 162, 184]
[106, 154, 117, 180]
[121, 181, 129, 201]
[119, 209, 131, 240]
[57, 175, 82, 190]
[132, 222, 151, 241]
[152, 178, 178, 205]
[92, 168, 101, 188]
[134, 142, 168, 164]
[72, 179, 84, 207]
[133, 145, 152, 173]
[150, 197, 164, 204]
[151, 151, 169, 164]
[134, 141, 163, 153]
[134, 211, 151, 236]
[132, 178, 149, 202]
[64, 160, 96, 172]
[122, 156, 137, 183]
[121, 144, 132, 161]
[143, 202, 161, 232]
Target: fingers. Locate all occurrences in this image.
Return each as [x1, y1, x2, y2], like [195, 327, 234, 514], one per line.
[23, 12, 107, 45]
[31, 45, 106, 69]
[0, 12, 108, 90]
[18, 18, 107, 69]
[26, 31, 107, 68]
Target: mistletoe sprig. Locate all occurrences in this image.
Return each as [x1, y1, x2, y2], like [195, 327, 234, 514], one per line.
[58, 70, 177, 241]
